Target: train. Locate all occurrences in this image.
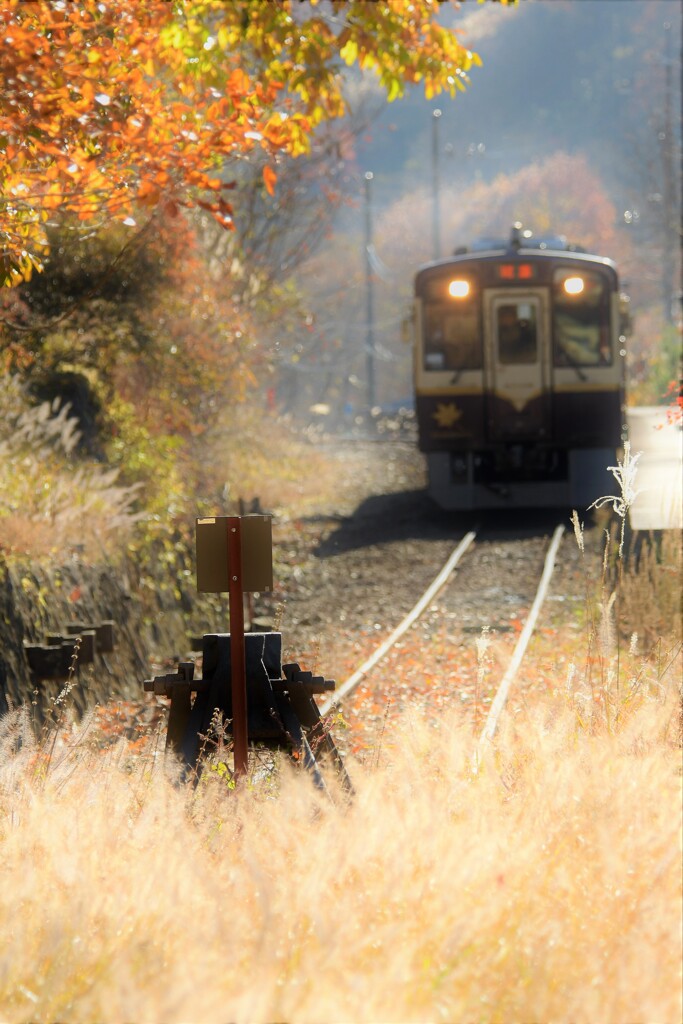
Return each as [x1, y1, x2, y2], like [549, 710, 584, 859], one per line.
[412, 225, 631, 510]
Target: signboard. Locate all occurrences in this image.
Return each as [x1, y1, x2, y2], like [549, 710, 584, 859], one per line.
[196, 515, 273, 593]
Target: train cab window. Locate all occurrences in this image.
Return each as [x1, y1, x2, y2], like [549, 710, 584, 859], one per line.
[553, 269, 611, 366]
[496, 303, 538, 364]
[423, 301, 481, 372]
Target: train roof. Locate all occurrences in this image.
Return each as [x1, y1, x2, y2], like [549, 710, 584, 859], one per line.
[416, 225, 618, 279]
[460, 233, 576, 252]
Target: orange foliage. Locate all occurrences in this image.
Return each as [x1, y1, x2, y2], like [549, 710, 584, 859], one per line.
[102, 216, 257, 441]
[376, 151, 629, 270]
[0, 0, 485, 286]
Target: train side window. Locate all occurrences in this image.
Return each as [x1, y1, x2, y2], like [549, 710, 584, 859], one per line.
[553, 269, 611, 366]
[423, 302, 481, 371]
[496, 303, 538, 364]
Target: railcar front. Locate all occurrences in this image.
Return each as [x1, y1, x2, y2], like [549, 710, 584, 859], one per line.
[413, 236, 627, 510]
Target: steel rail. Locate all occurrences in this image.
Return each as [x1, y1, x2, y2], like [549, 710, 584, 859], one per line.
[319, 529, 477, 717]
[478, 523, 566, 747]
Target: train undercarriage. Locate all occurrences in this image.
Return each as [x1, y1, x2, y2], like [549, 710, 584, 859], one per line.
[426, 446, 619, 510]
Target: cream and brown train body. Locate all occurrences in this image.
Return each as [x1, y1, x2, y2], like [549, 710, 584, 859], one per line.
[413, 228, 629, 510]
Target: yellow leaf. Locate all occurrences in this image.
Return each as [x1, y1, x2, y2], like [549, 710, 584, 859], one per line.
[387, 77, 402, 102]
[339, 39, 358, 66]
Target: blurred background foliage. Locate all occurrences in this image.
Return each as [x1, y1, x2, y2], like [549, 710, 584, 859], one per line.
[0, 0, 680, 570]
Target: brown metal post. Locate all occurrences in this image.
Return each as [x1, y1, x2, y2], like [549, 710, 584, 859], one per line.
[227, 517, 249, 779]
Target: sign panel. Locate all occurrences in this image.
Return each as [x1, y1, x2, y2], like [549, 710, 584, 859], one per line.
[196, 515, 273, 593]
[240, 515, 274, 592]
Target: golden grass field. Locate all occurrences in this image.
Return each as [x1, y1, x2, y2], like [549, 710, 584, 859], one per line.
[0, 620, 680, 1023]
[0, 411, 681, 1024]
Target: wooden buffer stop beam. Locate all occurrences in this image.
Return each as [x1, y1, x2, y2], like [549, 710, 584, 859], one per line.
[24, 620, 116, 680]
[143, 515, 352, 795]
[144, 632, 352, 794]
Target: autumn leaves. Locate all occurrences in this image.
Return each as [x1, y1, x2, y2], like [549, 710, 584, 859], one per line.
[1, 0, 481, 286]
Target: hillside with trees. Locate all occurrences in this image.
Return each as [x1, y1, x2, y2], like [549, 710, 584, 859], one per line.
[286, 0, 681, 418]
[0, 0, 492, 556]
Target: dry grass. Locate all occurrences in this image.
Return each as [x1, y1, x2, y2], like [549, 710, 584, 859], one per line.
[0, 665, 680, 1024]
[619, 530, 683, 647]
[202, 404, 396, 520]
[0, 381, 141, 560]
[1, 392, 680, 1022]
[0, 381, 368, 560]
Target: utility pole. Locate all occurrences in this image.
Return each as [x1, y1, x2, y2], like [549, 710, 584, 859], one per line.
[680, 13, 683, 310]
[432, 109, 442, 260]
[660, 20, 678, 325]
[364, 171, 376, 411]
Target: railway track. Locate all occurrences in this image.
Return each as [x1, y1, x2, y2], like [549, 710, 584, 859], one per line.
[318, 521, 567, 745]
[122, 505, 576, 789]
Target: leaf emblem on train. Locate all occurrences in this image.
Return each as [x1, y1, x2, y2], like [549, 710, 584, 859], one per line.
[433, 402, 463, 428]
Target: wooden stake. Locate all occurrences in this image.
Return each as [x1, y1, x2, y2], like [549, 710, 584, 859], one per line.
[227, 517, 248, 779]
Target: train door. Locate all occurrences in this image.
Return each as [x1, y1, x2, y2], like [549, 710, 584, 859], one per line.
[484, 292, 551, 441]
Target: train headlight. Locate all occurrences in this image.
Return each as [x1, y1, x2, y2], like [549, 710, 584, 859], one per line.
[563, 276, 585, 296]
[448, 279, 470, 299]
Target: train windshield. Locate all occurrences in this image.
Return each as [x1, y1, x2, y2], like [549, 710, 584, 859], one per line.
[553, 268, 611, 365]
[423, 281, 481, 372]
[495, 302, 538, 364]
